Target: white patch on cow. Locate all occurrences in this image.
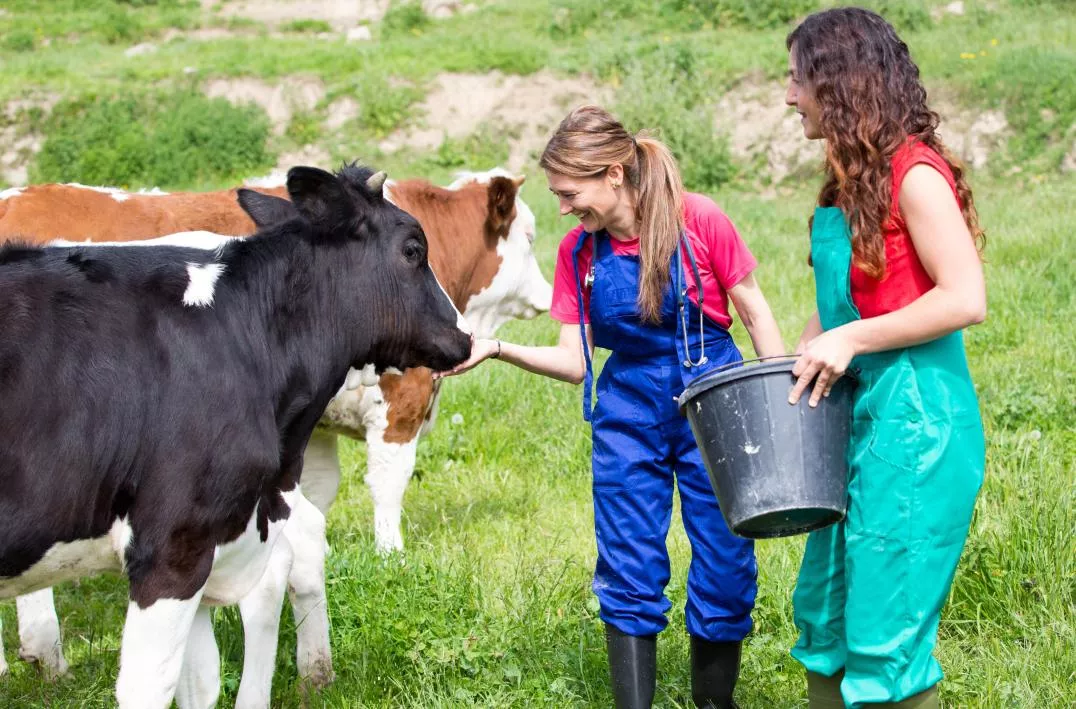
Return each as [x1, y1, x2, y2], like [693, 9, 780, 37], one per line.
[175, 605, 219, 709]
[15, 588, 69, 677]
[64, 182, 132, 202]
[366, 430, 420, 555]
[183, 262, 224, 308]
[48, 231, 241, 253]
[382, 179, 399, 206]
[235, 533, 293, 709]
[115, 591, 204, 709]
[0, 517, 132, 598]
[359, 363, 379, 387]
[201, 487, 298, 606]
[281, 493, 333, 685]
[743, 443, 761, 455]
[0, 187, 24, 200]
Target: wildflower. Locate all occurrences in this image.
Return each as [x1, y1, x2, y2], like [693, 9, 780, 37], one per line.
[451, 413, 464, 426]
[991, 38, 999, 46]
[960, 52, 977, 60]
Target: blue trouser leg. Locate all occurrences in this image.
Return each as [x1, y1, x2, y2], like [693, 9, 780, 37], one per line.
[591, 364, 674, 636]
[674, 414, 757, 642]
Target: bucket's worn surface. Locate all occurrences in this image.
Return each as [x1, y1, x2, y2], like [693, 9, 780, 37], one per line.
[679, 359, 855, 539]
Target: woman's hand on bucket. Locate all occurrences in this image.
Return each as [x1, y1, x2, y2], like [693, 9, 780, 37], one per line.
[789, 326, 856, 407]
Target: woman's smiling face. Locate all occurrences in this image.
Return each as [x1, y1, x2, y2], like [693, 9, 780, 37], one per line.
[545, 169, 621, 235]
[786, 47, 823, 140]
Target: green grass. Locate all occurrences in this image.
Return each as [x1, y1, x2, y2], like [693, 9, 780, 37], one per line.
[0, 0, 1073, 705]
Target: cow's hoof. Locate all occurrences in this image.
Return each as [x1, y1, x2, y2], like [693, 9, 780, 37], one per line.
[18, 651, 70, 681]
[300, 659, 335, 690]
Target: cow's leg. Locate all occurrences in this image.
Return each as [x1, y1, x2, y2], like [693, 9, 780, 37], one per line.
[115, 588, 205, 709]
[302, 430, 342, 515]
[175, 604, 219, 709]
[0, 616, 8, 676]
[234, 534, 294, 709]
[366, 434, 420, 554]
[16, 588, 69, 678]
[285, 494, 334, 687]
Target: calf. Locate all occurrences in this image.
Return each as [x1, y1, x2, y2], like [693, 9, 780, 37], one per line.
[0, 165, 471, 708]
[0, 169, 552, 695]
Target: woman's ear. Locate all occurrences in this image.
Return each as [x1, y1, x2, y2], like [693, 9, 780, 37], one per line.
[607, 163, 625, 189]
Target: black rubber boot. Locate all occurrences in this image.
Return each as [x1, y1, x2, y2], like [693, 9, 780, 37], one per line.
[690, 636, 742, 708]
[605, 624, 657, 709]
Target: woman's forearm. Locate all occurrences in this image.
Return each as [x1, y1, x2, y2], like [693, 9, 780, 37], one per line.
[843, 285, 985, 356]
[497, 340, 587, 384]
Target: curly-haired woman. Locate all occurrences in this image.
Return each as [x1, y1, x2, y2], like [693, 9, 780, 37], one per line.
[784, 8, 987, 708]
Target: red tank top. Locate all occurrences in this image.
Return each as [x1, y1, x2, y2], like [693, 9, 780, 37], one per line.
[850, 140, 960, 319]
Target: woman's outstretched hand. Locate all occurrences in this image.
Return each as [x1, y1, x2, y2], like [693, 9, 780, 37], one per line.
[434, 338, 499, 379]
[789, 325, 857, 407]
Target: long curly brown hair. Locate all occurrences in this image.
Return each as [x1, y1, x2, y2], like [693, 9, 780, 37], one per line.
[788, 8, 984, 277]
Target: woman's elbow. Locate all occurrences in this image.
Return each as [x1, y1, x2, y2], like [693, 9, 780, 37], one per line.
[564, 368, 586, 386]
[962, 295, 987, 326]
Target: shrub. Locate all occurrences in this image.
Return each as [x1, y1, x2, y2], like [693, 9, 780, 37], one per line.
[658, 0, 818, 31]
[32, 89, 273, 189]
[972, 48, 1076, 167]
[3, 29, 36, 52]
[614, 45, 737, 192]
[382, 1, 430, 37]
[280, 18, 333, 34]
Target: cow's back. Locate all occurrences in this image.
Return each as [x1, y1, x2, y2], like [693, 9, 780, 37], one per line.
[0, 184, 288, 245]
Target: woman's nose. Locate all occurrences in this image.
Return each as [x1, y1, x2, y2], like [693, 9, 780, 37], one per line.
[785, 83, 798, 107]
[559, 199, 572, 216]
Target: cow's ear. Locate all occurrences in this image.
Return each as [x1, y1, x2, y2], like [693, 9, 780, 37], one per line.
[286, 166, 357, 232]
[237, 189, 299, 229]
[485, 175, 518, 241]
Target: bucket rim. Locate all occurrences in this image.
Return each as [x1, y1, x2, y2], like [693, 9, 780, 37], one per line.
[678, 356, 854, 415]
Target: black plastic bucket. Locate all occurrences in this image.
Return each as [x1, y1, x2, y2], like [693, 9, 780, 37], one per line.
[678, 357, 855, 539]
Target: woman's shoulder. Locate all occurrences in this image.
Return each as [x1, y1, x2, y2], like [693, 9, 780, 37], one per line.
[892, 138, 956, 186]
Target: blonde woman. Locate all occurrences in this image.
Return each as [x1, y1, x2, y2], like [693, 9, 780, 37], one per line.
[441, 105, 784, 708]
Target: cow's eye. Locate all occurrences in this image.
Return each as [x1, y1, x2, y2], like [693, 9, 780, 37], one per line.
[403, 241, 424, 264]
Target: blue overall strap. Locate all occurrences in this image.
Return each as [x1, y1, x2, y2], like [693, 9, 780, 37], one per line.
[676, 230, 709, 368]
[571, 229, 596, 422]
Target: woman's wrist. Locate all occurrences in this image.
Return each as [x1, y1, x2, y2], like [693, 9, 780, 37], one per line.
[488, 338, 502, 359]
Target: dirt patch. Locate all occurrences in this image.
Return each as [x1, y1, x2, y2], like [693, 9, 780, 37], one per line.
[325, 97, 361, 132]
[713, 77, 1011, 182]
[930, 87, 1010, 169]
[243, 143, 332, 188]
[1, 94, 61, 186]
[713, 77, 824, 184]
[380, 70, 610, 173]
[204, 76, 325, 135]
[211, 0, 391, 29]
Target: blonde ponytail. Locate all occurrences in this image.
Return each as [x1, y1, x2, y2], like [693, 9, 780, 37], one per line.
[540, 106, 686, 323]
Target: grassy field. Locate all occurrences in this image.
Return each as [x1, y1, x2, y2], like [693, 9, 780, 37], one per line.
[0, 0, 1073, 707]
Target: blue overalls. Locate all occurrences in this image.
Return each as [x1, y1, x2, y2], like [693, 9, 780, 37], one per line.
[573, 229, 757, 641]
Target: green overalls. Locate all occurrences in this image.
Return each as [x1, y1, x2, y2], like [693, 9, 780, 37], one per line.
[791, 207, 986, 706]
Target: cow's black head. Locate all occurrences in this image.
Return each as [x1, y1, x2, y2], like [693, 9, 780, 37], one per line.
[238, 164, 471, 374]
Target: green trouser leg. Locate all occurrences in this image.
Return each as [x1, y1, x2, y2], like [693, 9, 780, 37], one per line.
[795, 208, 985, 707]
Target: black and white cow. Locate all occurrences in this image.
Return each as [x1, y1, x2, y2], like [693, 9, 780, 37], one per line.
[0, 165, 471, 708]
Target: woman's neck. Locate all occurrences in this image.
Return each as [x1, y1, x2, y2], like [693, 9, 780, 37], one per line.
[605, 191, 638, 240]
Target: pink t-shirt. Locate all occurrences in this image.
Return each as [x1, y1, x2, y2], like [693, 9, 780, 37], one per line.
[550, 192, 757, 329]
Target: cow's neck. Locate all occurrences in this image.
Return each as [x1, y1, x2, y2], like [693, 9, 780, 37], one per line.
[222, 233, 369, 447]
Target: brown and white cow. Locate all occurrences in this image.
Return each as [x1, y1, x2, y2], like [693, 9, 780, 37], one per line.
[0, 170, 552, 697]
